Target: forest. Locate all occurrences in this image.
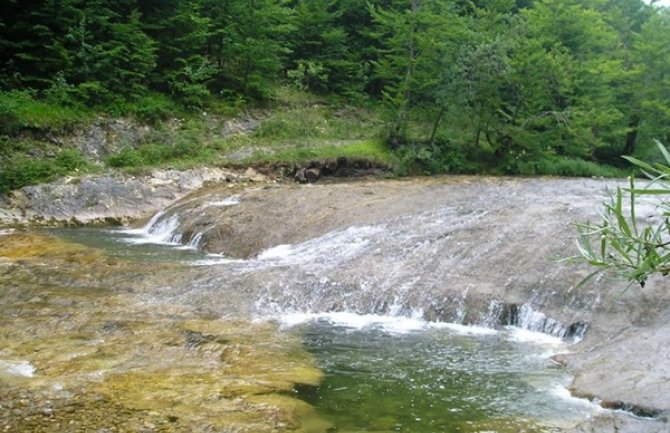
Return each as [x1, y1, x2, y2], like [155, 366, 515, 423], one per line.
[1, 0, 670, 189]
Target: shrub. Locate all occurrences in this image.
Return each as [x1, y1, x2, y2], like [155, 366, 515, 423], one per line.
[391, 138, 478, 176]
[0, 90, 87, 134]
[0, 157, 55, 192]
[575, 141, 670, 286]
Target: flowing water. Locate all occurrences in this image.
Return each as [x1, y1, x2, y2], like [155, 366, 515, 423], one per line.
[15, 217, 604, 432]
[282, 314, 597, 433]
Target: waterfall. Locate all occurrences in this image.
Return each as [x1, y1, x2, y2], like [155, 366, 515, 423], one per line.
[120, 194, 242, 248]
[502, 303, 588, 342]
[122, 193, 590, 344]
[122, 210, 183, 245]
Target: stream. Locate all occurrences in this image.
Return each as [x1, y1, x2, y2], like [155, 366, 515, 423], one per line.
[2, 223, 603, 433]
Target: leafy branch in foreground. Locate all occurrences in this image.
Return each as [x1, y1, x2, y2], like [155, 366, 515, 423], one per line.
[575, 140, 670, 287]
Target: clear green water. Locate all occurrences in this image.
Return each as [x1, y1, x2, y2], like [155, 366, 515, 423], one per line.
[41, 228, 597, 432]
[42, 227, 217, 263]
[290, 318, 595, 433]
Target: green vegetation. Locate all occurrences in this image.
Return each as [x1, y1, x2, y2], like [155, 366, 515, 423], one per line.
[1, 0, 670, 192]
[576, 141, 670, 286]
[0, 90, 90, 133]
[246, 139, 393, 166]
[0, 147, 92, 193]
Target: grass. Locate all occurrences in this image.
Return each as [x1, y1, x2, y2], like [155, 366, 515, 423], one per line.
[244, 139, 393, 165]
[254, 89, 385, 145]
[0, 147, 94, 193]
[0, 85, 634, 194]
[0, 90, 91, 133]
[511, 156, 628, 178]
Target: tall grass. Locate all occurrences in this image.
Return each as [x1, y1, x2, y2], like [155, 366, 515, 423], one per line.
[0, 90, 89, 133]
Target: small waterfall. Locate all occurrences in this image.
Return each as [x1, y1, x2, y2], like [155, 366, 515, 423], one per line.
[120, 194, 243, 248]
[147, 213, 182, 244]
[516, 304, 566, 337]
[502, 303, 588, 342]
[130, 195, 590, 344]
[122, 210, 183, 245]
[187, 232, 204, 249]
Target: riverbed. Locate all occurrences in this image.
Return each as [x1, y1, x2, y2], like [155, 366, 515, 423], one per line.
[1, 175, 669, 433]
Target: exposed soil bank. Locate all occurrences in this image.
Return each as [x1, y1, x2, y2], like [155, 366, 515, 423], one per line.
[1, 173, 669, 433]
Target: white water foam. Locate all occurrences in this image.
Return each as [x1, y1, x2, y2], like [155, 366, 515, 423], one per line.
[506, 326, 566, 347]
[189, 257, 245, 266]
[0, 360, 36, 377]
[205, 195, 241, 207]
[549, 383, 603, 411]
[257, 244, 294, 261]
[273, 311, 498, 336]
[254, 225, 384, 266]
[442, 322, 499, 336]
[121, 211, 183, 246]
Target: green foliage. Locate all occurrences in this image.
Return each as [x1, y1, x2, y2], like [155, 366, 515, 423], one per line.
[106, 140, 201, 169]
[287, 61, 330, 93]
[107, 93, 181, 124]
[1, 0, 669, 180]
[0, 90, 88, 133]
[391, 138, 477, 176]
[247, 139, 392, 166]
[254, 96, 384, 144]
[576, 141, 670, 286]
[506, 155, 626, 177]
[0, 148, 90, 193]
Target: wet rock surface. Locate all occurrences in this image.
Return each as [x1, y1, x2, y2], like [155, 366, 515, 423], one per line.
[125, 175, 668, 432]
[1, 175, 670, 432]
[0, 234, 326, 433]
[0, 167, 271, 226]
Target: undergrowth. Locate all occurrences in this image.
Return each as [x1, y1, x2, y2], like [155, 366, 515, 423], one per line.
[0, 86, 631, 193]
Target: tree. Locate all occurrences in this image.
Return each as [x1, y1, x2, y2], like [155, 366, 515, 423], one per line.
[201, 0, 293, 99]
[576, 141, 670, 286]
[287, 0, 354, 94]
[370, 0, 462, 145]
[633, 9, 670, 151]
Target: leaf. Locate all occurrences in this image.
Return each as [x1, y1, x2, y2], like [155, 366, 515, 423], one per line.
[623, 156, 657, 173]
[655, 140, 670, 165]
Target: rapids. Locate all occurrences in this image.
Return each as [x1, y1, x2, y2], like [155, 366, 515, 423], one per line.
[2, 175, 669, 433]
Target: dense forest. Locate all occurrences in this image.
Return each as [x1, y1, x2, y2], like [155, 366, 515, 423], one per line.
[1, 0, 670, 188]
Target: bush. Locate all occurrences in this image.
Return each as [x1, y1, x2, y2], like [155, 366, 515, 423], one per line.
[109, 93, 181, 124]
[0, 90, 87, 134]
[106, 147, 148, 168]
[508, 155, 625, 178]
[0, 148, 90, 192]
[391, 138, 478, 176]
[105, 137, 202, 169]
[55, 148, 88, 171]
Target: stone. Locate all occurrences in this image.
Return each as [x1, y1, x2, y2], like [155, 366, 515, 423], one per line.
[304, 168, 321, 183]
[294, 168, 307, 183]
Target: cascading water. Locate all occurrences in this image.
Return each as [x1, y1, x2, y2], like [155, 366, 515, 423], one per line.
[119, 194, 243, 249]
[38, 188, 606, 432]
[123, 210, 183, 245]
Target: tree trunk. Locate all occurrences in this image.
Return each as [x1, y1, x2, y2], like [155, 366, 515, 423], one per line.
[622, 114, 640, 156]
[393, 0, 419, 142]
[429, 106, 446, 148]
